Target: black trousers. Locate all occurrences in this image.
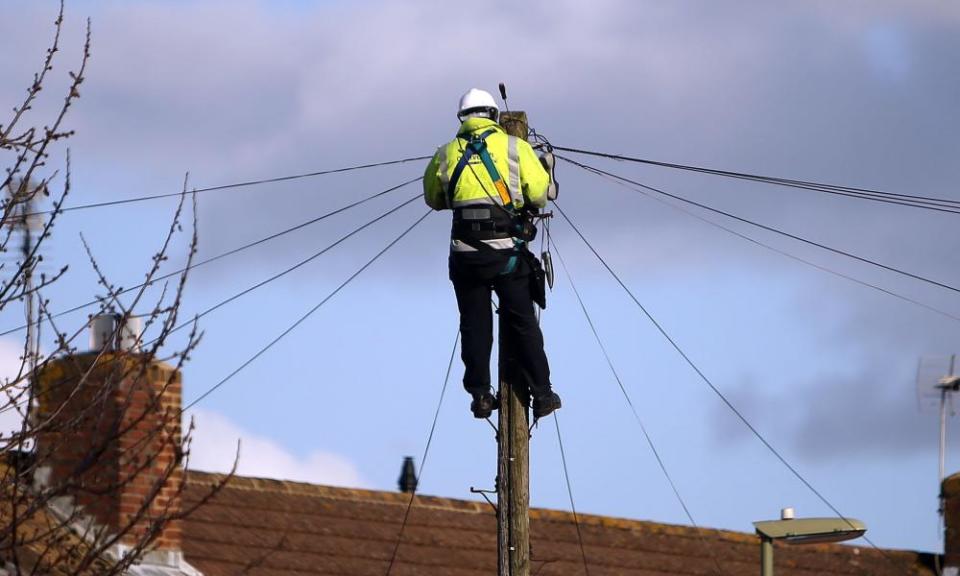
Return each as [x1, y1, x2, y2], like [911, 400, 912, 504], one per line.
[449, 248, 552, 399]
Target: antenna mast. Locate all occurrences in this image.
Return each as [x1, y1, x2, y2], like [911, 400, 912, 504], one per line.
[6, 181, 40, 400]
[939, 355, 960, 492]
[918, 354, 960, 525]
[22, 195, 37, 381]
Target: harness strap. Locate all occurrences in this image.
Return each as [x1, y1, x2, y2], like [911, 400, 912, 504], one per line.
[446, 143, 477, 208]
[446, 129, 513, 210]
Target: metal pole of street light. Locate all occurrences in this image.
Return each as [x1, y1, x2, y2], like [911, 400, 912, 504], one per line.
[760, 536, 774, 576]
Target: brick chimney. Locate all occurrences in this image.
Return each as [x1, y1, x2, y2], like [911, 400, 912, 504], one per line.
[943, 472, 960, 573]
[34, 317, 185, 565]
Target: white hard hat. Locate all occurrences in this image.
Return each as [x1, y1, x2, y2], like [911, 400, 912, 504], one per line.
[457, 88, 499, 121]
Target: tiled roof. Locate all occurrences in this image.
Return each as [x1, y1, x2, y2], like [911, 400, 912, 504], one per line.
[182, 471, 936, 576]
[0, 461, 202, 576]
[0, 463, 110, 575]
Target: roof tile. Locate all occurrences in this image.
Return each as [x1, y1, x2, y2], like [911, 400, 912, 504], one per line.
[182, 471, 935, 576]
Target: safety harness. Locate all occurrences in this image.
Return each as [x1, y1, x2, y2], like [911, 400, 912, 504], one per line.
[446, 128, 549, 309]
[446, 129, 530, 275]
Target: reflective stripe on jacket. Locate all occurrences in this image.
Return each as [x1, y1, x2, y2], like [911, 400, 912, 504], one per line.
[423, 118, 550, 212]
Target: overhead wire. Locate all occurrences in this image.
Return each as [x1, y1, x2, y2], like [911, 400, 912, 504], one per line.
[551, 412, 591, 576]
[161, 193, 421, 341]
[549, 233, 729, 576]
[1, 193, 424, 420]
[0, 176, 423, 338]
[384, 331, 459, 576]
[551, 236, 720, 542]
[532, 220, 591, 576]
[24, 155, 432, 217]
[553, 145, 960, 215]
[555, 156, 960, 296]
[551, 200, 890, 556]
[539, 132, 722, 574]
[182, 207, 432, 411]
[559, 157, 960, 324]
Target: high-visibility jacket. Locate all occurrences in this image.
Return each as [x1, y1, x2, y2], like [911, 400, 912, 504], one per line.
[423, 118, 550, 213]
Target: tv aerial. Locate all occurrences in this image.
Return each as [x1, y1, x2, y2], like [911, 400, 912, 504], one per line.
[3, 179, 48, 380]
[916, 355, 960, 505]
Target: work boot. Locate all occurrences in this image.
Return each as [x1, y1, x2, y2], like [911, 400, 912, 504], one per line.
[532, 392, 562, 419]
[470, 391, 499, 419]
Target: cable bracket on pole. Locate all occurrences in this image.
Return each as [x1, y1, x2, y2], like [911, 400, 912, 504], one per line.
[470, 486, 499, 514]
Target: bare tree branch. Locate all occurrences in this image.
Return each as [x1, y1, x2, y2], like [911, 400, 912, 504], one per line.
[0, 6, 221, 575]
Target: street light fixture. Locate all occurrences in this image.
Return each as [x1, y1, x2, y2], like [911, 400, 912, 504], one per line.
[753, 508, 867, 576]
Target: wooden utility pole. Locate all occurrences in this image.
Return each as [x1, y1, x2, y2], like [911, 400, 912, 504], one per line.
[497, 111, 531, 576]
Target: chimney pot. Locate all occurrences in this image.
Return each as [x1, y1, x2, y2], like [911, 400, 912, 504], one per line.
[89, 313, 142, 352]
[398, 456, 418, 493]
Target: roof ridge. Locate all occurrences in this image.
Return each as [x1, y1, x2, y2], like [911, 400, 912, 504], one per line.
[185, 470, 490, 513]
[186, 471, 753, 543]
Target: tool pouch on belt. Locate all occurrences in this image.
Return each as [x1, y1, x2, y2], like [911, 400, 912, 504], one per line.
[523, 248, 547, 310]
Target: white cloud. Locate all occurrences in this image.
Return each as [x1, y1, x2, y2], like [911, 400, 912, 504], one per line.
[0, 333, 365, 487]
[185, 408, 367, 487]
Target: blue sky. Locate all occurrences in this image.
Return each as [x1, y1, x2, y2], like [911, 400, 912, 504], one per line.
[2, 0, 960, 554]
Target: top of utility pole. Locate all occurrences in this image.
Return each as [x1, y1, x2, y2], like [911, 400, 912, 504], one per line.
[499, 112, 529, 140]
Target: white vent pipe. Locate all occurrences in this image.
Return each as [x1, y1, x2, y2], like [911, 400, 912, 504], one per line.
[89, 314, 142, 352]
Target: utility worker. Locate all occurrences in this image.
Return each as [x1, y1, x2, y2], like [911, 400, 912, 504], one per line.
[423, 88, 562, 420]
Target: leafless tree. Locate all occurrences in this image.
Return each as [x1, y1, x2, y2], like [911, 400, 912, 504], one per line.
[0, 4, 231, 574]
